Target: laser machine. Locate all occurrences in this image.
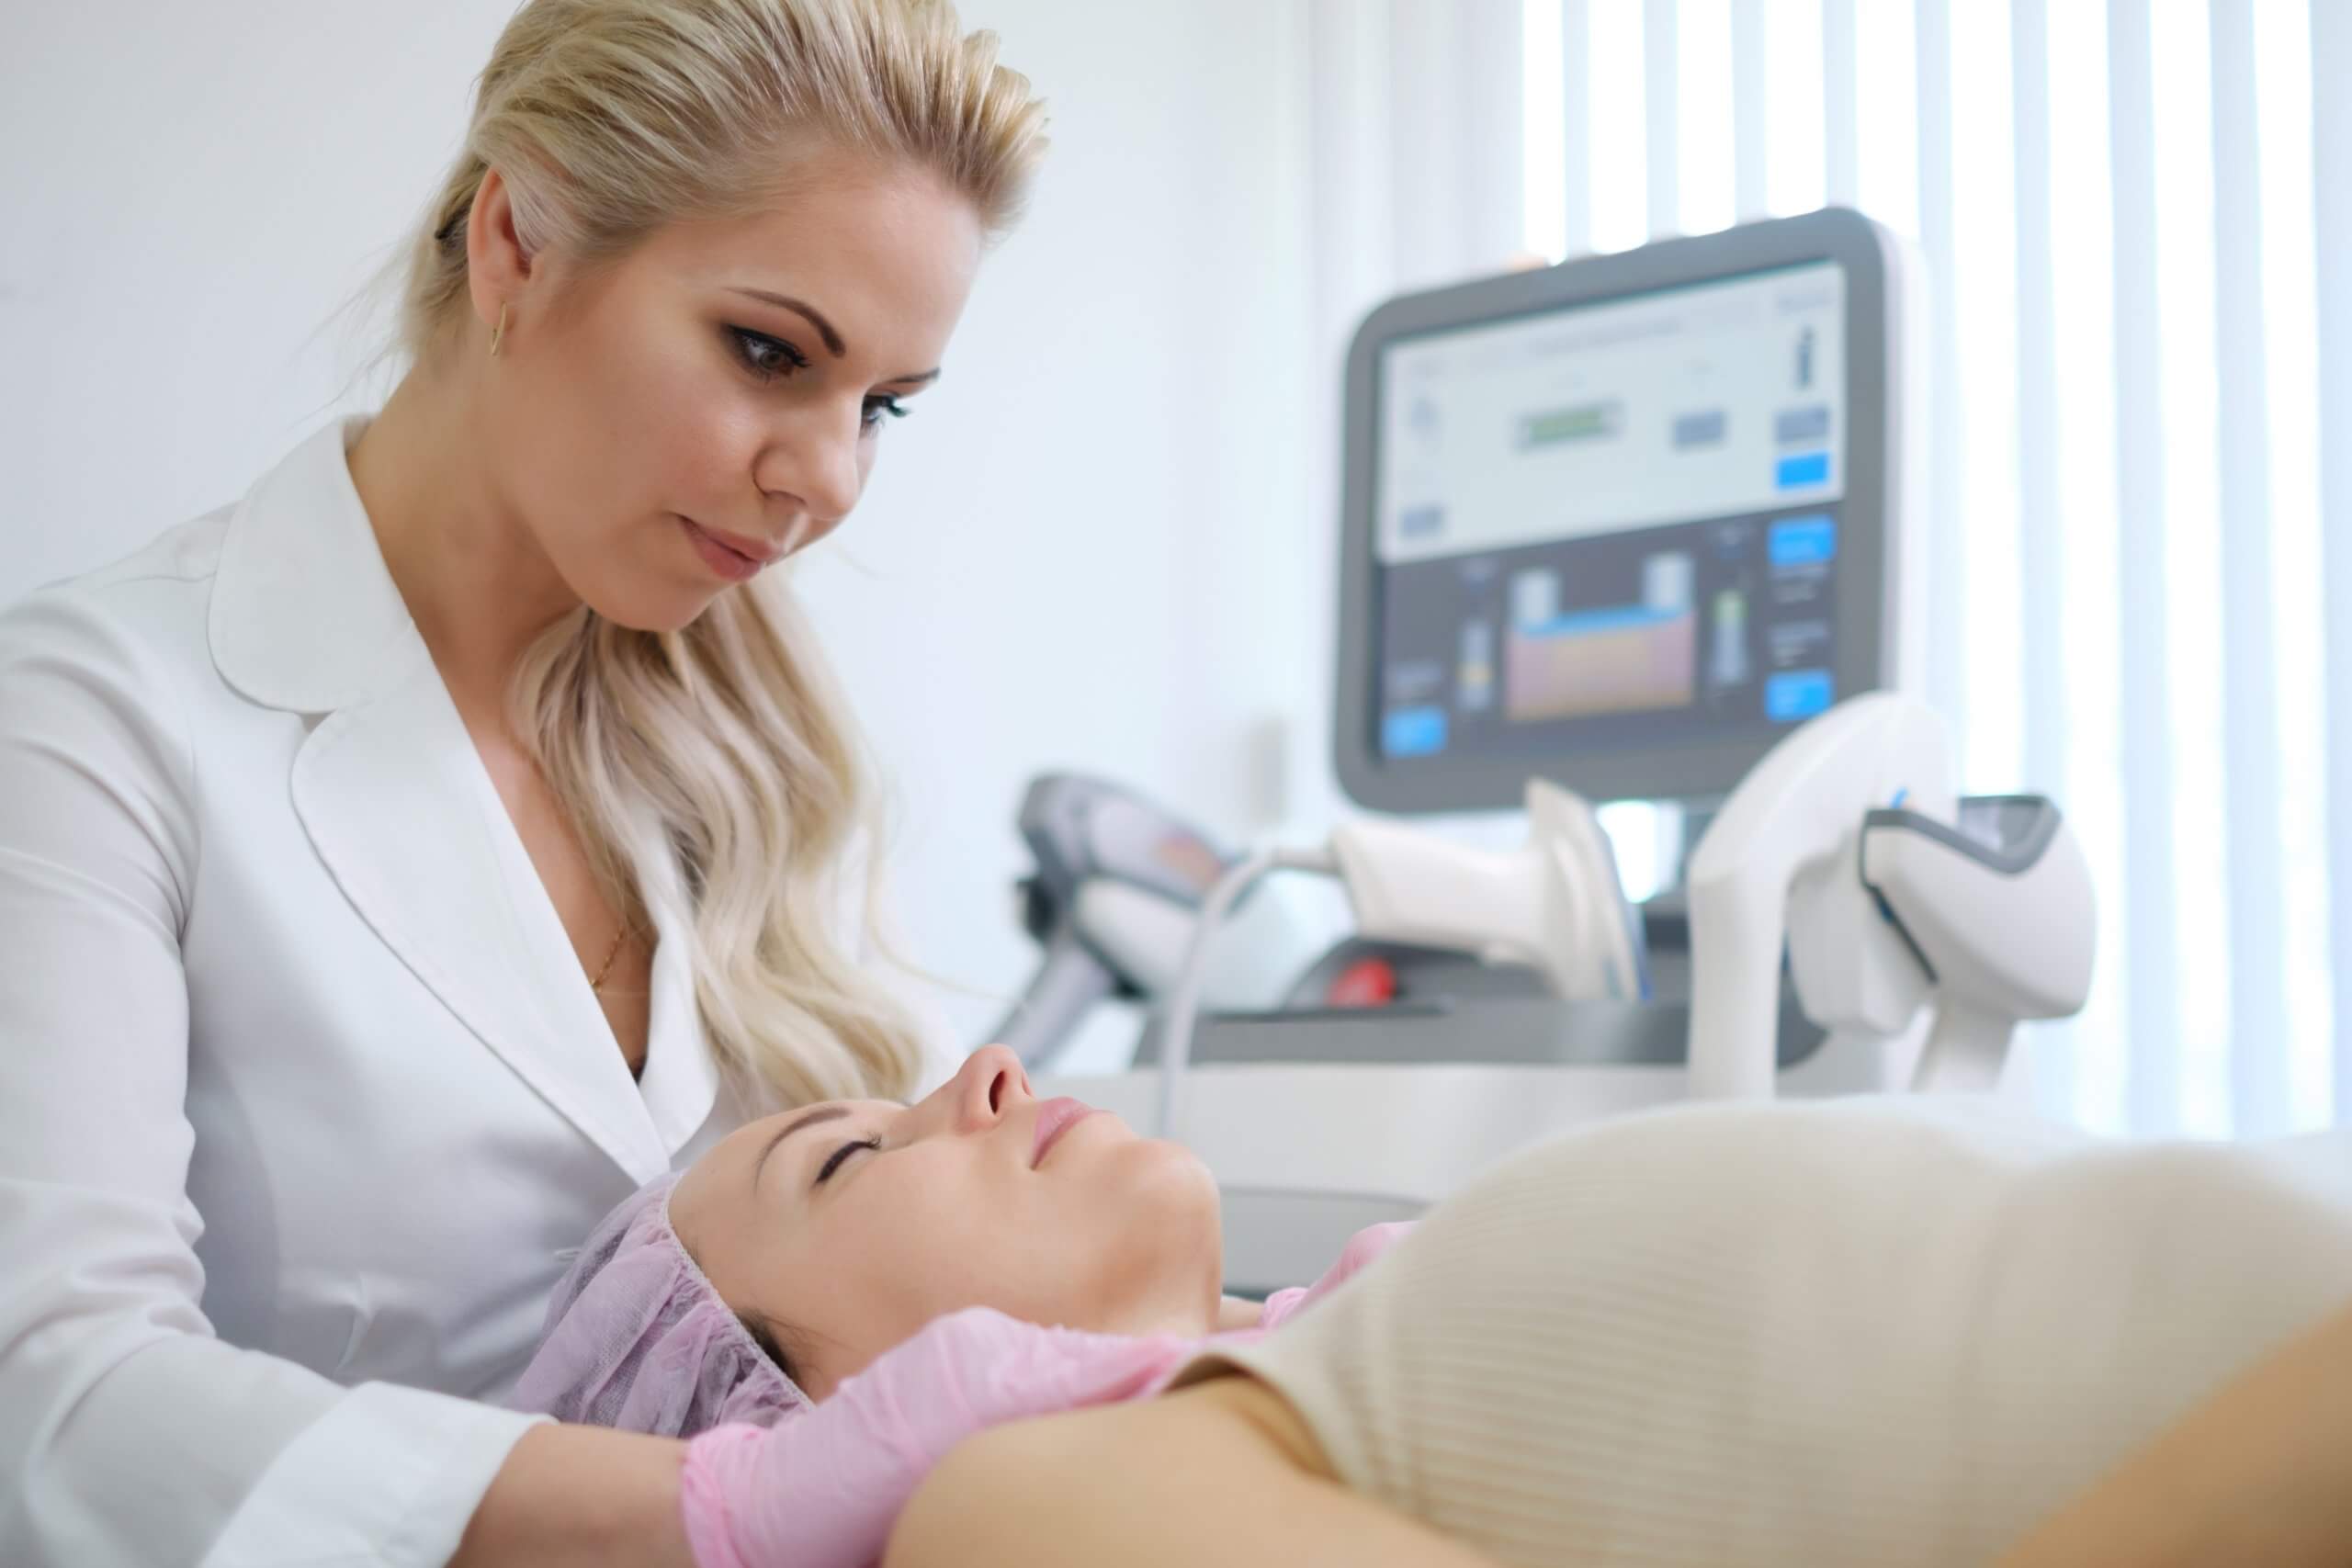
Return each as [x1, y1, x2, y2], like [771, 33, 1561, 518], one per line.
[1001, 210, 2095, 1292]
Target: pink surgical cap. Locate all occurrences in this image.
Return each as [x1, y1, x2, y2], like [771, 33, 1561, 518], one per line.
[506, 1172, 807, 1436]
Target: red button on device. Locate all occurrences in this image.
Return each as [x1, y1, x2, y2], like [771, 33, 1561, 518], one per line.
[1326, 956, 1399, 1008]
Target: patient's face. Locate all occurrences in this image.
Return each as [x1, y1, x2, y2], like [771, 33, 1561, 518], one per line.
[670, 1045, 1223, 1400]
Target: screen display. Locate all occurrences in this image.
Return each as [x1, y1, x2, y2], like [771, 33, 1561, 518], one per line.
[1373, 260, 1849, 766]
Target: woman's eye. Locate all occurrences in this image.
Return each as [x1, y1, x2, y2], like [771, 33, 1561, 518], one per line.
[861, 395, 910, 432]
[729, 327, 810, 382]
[815, 1135, 882, 1186]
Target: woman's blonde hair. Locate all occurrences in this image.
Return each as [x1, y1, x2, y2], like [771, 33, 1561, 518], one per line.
[390, 0, 1046, 1109]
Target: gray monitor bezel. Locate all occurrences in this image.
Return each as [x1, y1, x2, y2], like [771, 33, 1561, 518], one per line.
[1331, 207, 1903, 813]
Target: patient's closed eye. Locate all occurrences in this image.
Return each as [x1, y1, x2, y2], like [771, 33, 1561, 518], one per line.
[816, 1136, 881, 1186]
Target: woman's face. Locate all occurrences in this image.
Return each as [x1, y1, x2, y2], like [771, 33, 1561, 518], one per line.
[669, 1046, 1224, 1401]
[484, 157, 984, 632]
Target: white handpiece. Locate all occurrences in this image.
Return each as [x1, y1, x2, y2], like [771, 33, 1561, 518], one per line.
[1326, 778, 1646, 1003]
[1683, 693, 1955, 1099]
[1861, 798, 2097, 1092]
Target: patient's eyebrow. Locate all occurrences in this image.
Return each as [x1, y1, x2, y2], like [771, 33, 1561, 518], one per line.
[752, 1105, 853, 1193]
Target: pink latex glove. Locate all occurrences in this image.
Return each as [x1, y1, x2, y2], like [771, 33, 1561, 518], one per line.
[1253, 1220, 1415, 1335]
[677, 1305, 1193, 1568]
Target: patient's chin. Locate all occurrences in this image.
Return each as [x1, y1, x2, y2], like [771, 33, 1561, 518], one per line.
[1112, 1134, 1219, 1210]
[1117, 1139, 1224, 1266]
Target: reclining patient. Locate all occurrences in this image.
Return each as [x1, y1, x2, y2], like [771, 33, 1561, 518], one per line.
[513, 1044, 2352, 1568]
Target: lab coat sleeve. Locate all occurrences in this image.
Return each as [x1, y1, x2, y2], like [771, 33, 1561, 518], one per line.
[0, 585, 543, 1568]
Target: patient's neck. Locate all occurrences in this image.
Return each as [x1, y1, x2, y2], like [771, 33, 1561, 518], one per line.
[1082, 1217, 1225, 1341]
[1102, 1291, 1221, 1341]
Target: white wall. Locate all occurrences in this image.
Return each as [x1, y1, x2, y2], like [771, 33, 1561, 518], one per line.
[0, 1, 1324, 1052]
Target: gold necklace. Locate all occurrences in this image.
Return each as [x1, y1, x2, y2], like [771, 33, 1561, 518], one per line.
[589, 923, 628, 994]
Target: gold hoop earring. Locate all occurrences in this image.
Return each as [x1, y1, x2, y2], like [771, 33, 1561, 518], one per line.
[489, 302, 508, 359]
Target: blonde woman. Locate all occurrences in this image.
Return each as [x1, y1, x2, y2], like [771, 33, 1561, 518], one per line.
[0, 3, 1047, 1563]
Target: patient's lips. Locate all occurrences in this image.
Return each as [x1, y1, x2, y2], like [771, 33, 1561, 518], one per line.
[1031, 1097, 1099, 1168]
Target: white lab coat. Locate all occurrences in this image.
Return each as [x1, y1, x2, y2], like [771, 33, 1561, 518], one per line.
[0, 417, 840, 1565]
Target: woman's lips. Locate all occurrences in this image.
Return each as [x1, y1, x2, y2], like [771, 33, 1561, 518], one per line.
[1031, 1097, 1099, 1168]
[677, 515, 771, 581]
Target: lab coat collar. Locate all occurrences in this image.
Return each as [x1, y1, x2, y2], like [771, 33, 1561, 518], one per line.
[209, 417, 719, 1183]
[209, 416, 424, 714]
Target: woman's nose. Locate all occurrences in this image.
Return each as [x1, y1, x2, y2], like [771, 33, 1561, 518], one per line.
[949, 1043, 1031, 1133]
[753, 418, 863, 529]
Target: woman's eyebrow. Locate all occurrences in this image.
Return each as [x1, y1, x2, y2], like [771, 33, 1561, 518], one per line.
[751, 1104, 853, 1193]
[726, 288, 847, 356]
[723, 286, 943, 384]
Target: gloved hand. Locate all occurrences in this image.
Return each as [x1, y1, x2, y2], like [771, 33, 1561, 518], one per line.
[678, 1305, 1191, 1568]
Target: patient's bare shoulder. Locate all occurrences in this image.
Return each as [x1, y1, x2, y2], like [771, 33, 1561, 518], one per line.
[1994, 1298, 2352, 1568]
[883, 1381, 1496, 1568]
[881, 1390, 1273, 1568]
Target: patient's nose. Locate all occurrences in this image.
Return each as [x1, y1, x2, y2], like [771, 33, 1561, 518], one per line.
[947, 1043, 1031, 1133]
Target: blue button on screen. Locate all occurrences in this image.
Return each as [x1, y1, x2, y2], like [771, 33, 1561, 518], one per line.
[1765, 670, 1835, 722]
[1769, 515, 1838, 567]
[1383, 705, 1450, 758]
[1775, 451, 1831, 490]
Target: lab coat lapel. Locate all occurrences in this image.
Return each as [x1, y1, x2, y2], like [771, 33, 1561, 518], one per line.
[290, 667, 670, 1180]
[211, 417, 715, 1182]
